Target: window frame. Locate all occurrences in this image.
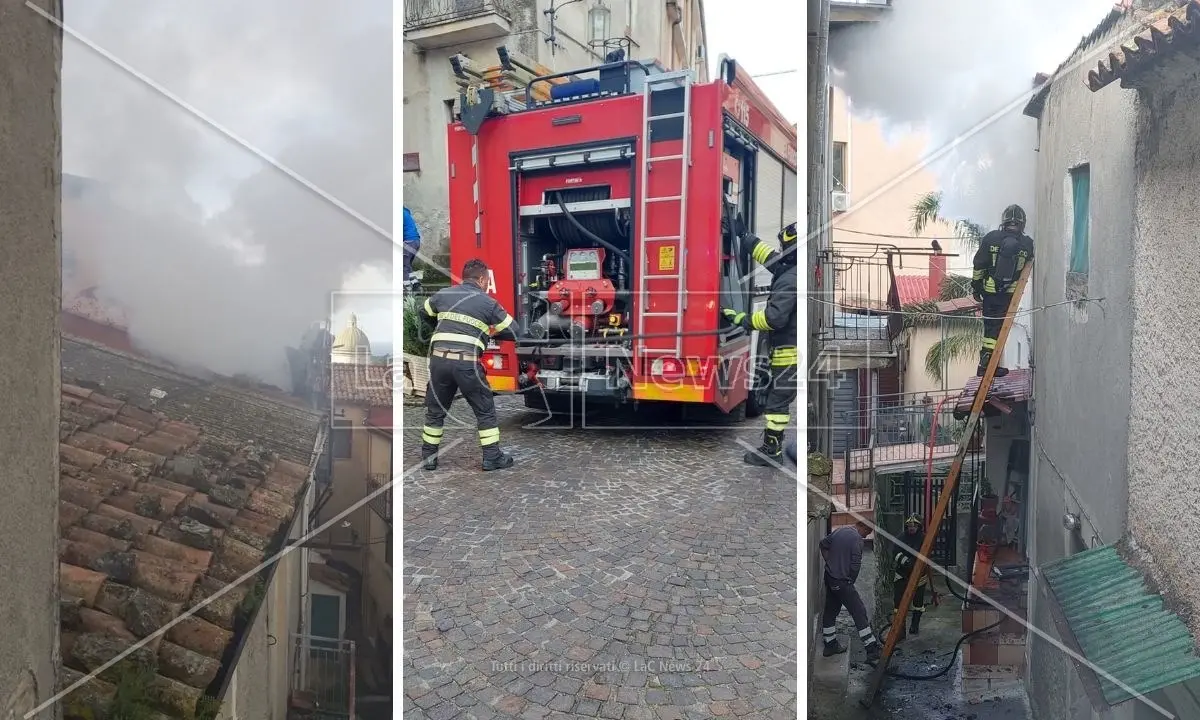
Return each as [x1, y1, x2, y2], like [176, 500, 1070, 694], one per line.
[831, 141, 848, 193]
[332, 417, 353, 460]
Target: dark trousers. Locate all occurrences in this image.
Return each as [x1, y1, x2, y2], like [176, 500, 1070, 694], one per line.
[422, 354, 502, 459]
[980, 292, 1010, 356]
[892, 575, 927, 614]
[822, 571, 873, 637]
[761, 360, 798, 451]
[403, 241, 419, 281]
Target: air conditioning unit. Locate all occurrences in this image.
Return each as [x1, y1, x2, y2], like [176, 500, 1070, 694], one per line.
[831, 191, 850, 213]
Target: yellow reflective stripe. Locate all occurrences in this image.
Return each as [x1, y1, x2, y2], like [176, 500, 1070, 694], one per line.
[431, 332, 486, 350]
[984, 278, 997, 293]
[438, 311, 489, 333]
[478, 427, 500, 446]
[494, 314, 514, 332]
[770, 346, 798, 360]
[981, 337, 996, 350]
[972, 269, 984, 280]
[894, 553, 905, 564]
[765, 413, 789, 431]
[750, 310, 772, 331]
[751, 242, 773, 264]
[423, 298, 436, 316]
[782, 226, 798, 243]
[421, 426, 443, 445]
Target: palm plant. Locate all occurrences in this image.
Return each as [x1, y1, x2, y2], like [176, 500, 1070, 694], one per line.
[902, 191, 988, 384]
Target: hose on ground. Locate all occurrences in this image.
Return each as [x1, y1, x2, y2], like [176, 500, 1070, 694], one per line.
[884, 617, 1005, 681]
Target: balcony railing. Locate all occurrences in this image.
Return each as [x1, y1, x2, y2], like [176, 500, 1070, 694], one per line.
[366, 473, 392, 524]
[817, 244, 903, 343]
[404, 0, 512, 33]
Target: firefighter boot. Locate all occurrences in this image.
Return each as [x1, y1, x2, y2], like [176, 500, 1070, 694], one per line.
[744, 429, 785, 466]
[977, 349, 1009, 378]
[482, 447, 514, 472]
[421, 445, 439, 471]
[909, 611, 923, 636]
[822, 639, 848, 657]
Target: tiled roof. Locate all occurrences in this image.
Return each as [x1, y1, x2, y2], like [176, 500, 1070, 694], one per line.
[364, 406, 394, 433]
[953, 367, 1032, 416]
[895, 275, 934, 305]
[57, 338, 323, 718]
[330, 362, 394, 407]
[936, 296, 981, 314]
[1088, 0, 1200, 91]
[1023, 2, 1136, 117]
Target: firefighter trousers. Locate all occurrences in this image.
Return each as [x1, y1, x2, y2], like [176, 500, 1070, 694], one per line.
[421, 355, 503, 460]
[892, 576, 927, 616]
[980, 292, 1010, 359]
[761, 346, 799, 453]
[822, 571, 878, 648]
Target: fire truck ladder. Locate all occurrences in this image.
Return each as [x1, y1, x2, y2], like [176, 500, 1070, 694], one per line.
[636, 70, 693, 358]
[860, 263, 1032, 708]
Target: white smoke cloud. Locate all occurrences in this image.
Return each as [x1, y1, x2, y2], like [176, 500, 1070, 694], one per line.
[829, 0, 1117, 227]
[60, 0, 392, 386]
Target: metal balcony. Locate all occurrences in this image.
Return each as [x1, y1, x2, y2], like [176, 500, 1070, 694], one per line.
[366, 473, 392, 524]
[404, 0, 513, 50]
[814, 244, 903, 371]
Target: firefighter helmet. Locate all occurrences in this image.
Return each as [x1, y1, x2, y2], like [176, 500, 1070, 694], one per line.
[1000, 204, 1027, 230]
[904, 513, 923, 532]
[779, 222, 798, 246]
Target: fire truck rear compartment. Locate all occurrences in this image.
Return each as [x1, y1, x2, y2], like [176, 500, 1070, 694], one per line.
[517, 184, 634, 395]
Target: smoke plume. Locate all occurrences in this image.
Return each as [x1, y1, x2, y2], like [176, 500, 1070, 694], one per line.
[61, 0, 392, 386]
[829, 0, 1116, 227]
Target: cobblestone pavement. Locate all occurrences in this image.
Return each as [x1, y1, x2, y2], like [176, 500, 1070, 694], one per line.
[402, 396, 798, 719]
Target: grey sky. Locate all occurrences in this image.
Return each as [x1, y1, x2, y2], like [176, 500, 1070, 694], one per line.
[704, 0, 800, 122]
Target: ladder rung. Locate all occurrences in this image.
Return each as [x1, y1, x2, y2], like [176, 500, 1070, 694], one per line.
[650, 112, 686, 120]
[644, 236, 680, 242]
[646, 196, 682, 203]
[648, 154, 684, 162]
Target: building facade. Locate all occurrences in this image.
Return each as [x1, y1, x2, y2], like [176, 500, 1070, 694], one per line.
[0, 1, 63, 715]
[1023, 3, 1200, 717]
[402, 0, 708, 260]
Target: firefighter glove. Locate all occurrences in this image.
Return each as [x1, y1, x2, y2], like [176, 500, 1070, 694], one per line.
[722, 308, 747, 327]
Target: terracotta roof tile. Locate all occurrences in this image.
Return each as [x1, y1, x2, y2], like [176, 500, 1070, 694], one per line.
[953, 367, 1033, 416]
[1089, 0, 1200, 91]
[895, 275, 935, 306]
[56, 340, 324, 718]
[330, 362, 394, 406]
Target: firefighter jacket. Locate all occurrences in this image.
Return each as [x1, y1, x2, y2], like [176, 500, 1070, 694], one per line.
[748, 248, 797, 359]
[893, 535, 921, 582]
[972, 230, 1034, 296]
[422, 282, 518, 355]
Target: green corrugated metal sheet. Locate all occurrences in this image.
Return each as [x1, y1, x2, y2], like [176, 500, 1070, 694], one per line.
[1043, 545, 1200, 705]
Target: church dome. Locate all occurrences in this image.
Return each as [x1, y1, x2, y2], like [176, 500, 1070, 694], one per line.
[331, 314, 372, 365]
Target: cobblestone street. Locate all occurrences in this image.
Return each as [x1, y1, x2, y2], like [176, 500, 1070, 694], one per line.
[402, 396, 798, 719]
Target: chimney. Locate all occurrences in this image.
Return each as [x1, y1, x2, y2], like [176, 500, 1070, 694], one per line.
[928, 255, 946, 299]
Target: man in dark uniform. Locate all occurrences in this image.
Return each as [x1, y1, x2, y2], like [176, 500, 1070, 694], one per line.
[420, 258, 519, 471]
[972, 205, 1034, 377]
[892, 513, 929, 640]
[722, 221, 799, 466]
[820, 520, 882, 661]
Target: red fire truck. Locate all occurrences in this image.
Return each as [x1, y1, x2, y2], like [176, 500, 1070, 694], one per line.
[445, 49, 797, 418]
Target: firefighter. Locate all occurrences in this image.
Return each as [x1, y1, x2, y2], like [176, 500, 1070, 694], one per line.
[721, 221, 799, 466]
[419, 258, 519, 472]
[892, 513, 928, 640]
[972, 205, 1034, 378]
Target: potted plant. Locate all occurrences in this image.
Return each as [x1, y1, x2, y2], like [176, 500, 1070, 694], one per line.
[402, 295, 432, 397]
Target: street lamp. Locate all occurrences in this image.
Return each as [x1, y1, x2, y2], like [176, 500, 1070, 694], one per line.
[588, 2, 612, 45]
